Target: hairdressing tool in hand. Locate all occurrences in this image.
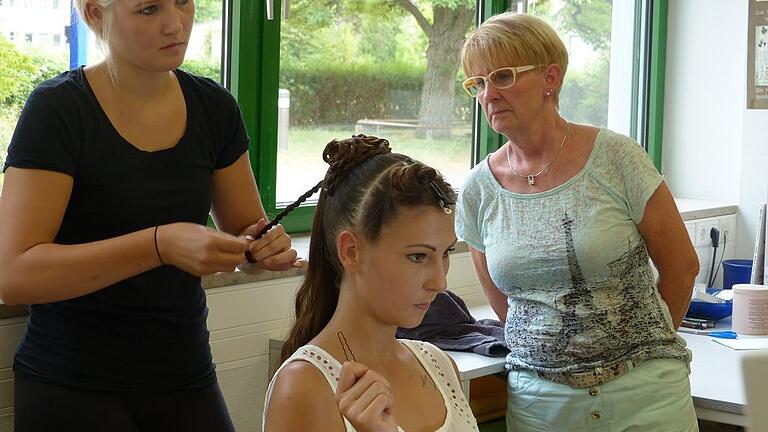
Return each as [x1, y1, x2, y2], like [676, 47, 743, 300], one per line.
[337, 331, 357, 362]
[244, 179, 324, 263]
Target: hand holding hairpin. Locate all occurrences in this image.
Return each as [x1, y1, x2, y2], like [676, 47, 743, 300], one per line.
[335, 352, 398, 431]
[337, 331, 357, 362]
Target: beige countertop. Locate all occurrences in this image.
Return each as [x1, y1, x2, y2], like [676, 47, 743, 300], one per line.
[675, 198, 738, 221]
[0, 198, 737, 319]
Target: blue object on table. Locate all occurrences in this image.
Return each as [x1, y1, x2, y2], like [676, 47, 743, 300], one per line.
[708, 331, 738, 339]
[687, 288, 733, 321]
[722, 259, 752, 290]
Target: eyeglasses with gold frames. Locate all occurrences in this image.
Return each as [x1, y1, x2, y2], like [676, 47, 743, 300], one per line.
[462, 65, 543, 97]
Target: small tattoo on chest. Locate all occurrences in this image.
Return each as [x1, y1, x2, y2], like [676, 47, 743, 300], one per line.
[421, 373, 438, 390]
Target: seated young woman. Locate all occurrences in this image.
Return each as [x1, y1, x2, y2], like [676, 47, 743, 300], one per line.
[262, 135, 480, 432]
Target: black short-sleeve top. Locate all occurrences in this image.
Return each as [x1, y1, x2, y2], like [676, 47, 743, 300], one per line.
[4, 67, 249, 391]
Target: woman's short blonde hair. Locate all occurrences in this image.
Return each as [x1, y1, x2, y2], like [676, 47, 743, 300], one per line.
[74, 0, 119, 81]
[461, 12, 569, 95]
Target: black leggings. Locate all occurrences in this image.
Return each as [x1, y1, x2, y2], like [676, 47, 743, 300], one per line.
[14, 375, 236, 432]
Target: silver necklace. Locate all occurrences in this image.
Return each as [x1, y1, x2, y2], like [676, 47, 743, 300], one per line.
[506, 123, 571, 186]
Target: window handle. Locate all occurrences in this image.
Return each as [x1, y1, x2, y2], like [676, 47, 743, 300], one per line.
[266, 0, 273, 20]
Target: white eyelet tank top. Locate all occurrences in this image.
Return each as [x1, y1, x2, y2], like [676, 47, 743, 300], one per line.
[263, 339, 479, 432]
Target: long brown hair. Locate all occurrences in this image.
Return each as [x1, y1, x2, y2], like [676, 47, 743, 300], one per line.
[280, 135, 456, 362]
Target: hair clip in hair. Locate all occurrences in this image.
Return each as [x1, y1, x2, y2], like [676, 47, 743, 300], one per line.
[429, 181, 455, 215]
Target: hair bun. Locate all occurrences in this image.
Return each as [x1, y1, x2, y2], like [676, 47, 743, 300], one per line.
[322, 134, 391, 195]
[390, 163, 438, 192]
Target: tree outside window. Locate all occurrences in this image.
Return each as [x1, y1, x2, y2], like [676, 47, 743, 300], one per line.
[274, 0, 477, 204]
[529, 0, 613, 129]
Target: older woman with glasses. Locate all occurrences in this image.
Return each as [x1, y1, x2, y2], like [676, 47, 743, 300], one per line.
[455, 12, 700, 432]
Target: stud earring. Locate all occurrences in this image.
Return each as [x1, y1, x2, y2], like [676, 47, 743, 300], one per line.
[545, 89, 553, 97]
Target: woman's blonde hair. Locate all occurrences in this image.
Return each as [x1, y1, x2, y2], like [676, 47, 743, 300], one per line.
[74, 0, 119, 82]
[461, 12, 569, 100]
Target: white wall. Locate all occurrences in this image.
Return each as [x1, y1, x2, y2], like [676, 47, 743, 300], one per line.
[664, 0, 768, 259]
[737, 110, 768, 258]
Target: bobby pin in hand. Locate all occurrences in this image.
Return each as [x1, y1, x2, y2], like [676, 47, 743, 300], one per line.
[245, 179, 324, 263]
[337, 331, 357, 362]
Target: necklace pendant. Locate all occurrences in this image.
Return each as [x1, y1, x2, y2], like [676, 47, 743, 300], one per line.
[527, 175, 536, 185]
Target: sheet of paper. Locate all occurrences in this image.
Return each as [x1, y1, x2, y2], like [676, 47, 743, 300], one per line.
[713, 338, 768, 350]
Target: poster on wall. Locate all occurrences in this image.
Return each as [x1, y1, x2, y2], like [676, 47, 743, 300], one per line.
[748, 0, 768, 109]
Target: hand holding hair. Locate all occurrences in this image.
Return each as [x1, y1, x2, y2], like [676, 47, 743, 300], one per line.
[243, 179, 323, 264]
[241, 219, 297, 271]
[154, 222, 250, 277]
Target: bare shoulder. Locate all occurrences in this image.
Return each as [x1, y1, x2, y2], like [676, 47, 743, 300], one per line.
[446, 353, 462, 382]
[264, 360, 346, 432]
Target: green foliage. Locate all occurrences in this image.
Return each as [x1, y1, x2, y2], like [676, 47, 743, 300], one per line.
[194, 0, 222, 22]
[528, 0, 611, 125]
[181, 58, 222, 82]
[558, 0, 612, 51]
[278, 0, 476, 128]
[0, 37, 64, 107]
[529, 0, 612, 51]
[280, 0, 346, 67]
[0, 38, 35, 105]
[429, 0, 474, 8]
[279, 60, 469, 127]
[358, 14, 401, 62]
[280, 0, 427, 68]
[345, 0, 404, 19]
[559, 52, 609, 127]
[280, 61, 425, 127]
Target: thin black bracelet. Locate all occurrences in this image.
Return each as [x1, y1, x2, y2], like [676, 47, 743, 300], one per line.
[154, 225, 165, 265]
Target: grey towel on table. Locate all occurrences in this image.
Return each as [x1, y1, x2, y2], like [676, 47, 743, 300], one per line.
[397, 291, 509, 357]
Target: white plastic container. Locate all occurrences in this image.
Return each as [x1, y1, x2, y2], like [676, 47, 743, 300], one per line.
[732, 284, 768, 335]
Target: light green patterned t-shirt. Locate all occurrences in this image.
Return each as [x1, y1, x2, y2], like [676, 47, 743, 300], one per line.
[456, 129, 691, 373]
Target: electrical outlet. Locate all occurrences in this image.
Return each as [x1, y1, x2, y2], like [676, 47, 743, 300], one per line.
[695, 219, 721, 247]
[685, 223, 696, 244]
[719, 215, 736, 247]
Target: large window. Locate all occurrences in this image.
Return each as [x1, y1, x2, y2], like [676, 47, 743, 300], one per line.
[529, 0, 627, 132]
[0, 0, 667, 232]
[525, 0, 664, 155]
[242, 0, 668, 232]
[273, 1, 476, 204]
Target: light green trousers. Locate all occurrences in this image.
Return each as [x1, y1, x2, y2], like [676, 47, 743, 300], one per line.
[506, 358, 699, 432]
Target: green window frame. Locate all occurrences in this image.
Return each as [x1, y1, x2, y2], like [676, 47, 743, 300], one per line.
[646, 0, 668, 172]
[229, 0, 315, 232]
[228, 0, 668, 233]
